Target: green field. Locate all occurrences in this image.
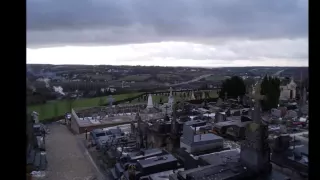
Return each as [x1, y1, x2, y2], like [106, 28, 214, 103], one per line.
[119, 74, 151, 81]
[27, 92, 143, 121]
[156, 74, 182, 81]
[205, 75, 229, 81]
[28, 90, 219, 121]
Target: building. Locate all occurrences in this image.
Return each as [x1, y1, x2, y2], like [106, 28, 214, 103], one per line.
[280, 78, 297, 100]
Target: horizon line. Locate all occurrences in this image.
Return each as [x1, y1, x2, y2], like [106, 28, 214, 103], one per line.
[26, 63, 308, 68]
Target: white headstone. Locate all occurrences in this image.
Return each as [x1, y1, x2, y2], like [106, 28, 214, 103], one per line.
[191, 91, 195, 100]
[147, 94, 154, 108]
[202, 92, 206, 99]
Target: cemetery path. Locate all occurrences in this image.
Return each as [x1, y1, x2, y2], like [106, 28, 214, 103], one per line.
[43, 122, 103, 180]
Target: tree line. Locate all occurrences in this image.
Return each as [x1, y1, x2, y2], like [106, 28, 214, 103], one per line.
[218, 75, 282, 111]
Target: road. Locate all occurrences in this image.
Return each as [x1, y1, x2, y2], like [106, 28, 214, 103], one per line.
[168, 74, 214, 87]
[273, 69, 287, 76]
[43, 123, 105, 180]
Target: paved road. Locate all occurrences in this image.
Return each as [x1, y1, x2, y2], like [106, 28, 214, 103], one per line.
[169, 74, 214, 87]
[273, 69, 286, 76]
[43, 123, 103, 180]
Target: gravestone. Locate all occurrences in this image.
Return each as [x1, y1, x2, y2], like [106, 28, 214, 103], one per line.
[271, 108, 281, 118]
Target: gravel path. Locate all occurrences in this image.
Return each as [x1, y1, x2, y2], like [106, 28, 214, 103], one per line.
[43, 123, 103, 180]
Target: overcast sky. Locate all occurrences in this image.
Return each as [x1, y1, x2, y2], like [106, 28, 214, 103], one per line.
[27, 0, 308, 67]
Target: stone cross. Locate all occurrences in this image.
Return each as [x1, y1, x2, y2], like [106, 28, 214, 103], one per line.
[253, 82, 265, 102]
[251, 82, 266, 122]
[164, 104, 169, 115]
[171, 103, 178, 134]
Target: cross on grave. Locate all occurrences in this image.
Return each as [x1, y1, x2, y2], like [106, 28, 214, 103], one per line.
[164, 104, 169, 115]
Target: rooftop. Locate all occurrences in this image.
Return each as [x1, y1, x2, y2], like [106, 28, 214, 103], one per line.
[138, 154, 177, 168]
[148, 169, 184, 180]
[197, 149, 240, 166]
[186, 162, 247, 180]
[193, 134, 223, 143]
[214, 120, 251, 128]
[184, 120, 207, 127]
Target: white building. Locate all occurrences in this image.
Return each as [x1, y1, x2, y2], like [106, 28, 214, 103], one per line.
[280, 78, 297, 100]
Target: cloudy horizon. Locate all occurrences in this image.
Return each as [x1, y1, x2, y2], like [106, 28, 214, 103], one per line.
[27, 0, 308, 67]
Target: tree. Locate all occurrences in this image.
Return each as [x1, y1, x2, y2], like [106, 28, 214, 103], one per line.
[219, 76, 246, 99]
[260, 76, 281, 111]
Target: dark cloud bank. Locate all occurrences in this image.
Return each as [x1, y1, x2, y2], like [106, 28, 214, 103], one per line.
[27, 0, 308, 47]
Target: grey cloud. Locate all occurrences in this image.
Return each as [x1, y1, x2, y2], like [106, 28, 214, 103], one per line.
[27, 0, 308, 47]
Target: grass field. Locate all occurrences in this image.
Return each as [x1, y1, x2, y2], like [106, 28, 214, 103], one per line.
[119, 74, 151, 81]
[205, 75, 229, 81]
[28, 90, 219, 121]
[27, 92, 143, 121]
[156, 74, 182, 81]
